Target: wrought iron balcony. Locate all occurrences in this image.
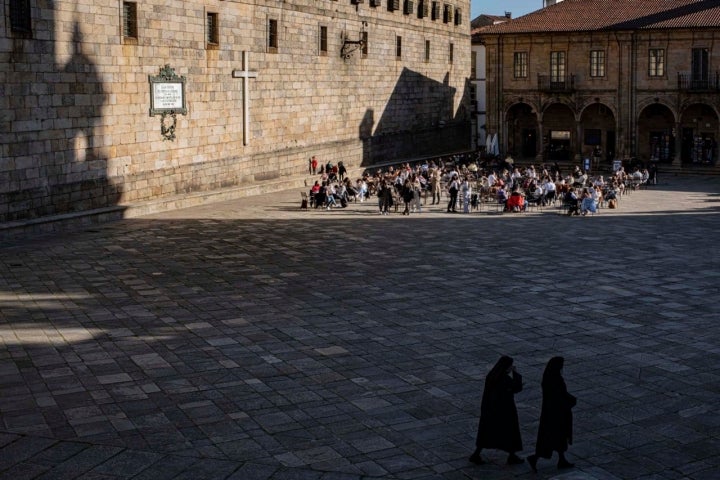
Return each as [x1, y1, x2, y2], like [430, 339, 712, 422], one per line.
[677, 72, 720, 91]
[537, 74, 575, 93]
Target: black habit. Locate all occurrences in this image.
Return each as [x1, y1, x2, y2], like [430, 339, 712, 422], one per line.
[534, 358, 577, 458]
[475, 364, 523, 453]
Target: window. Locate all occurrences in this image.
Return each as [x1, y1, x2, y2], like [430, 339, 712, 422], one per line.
[122, 1, 138, 39]
[470, 84, 477, 111]
[471, 52, 476, 78]
[514, 52, 528, 78]
[648, 49, 665, 77]
[692, 47, 709, 82]
[425, 40, 431, 62]
[419, 0, 429, 18]
[268, 19, 278, 51]
[449, 42, 454, 64]
[431, 1, 440, 20]
[396, 36, 402, 59]
[550, 51, 566, 82]
[319, 25, 328, 55]
[370, 0, 382, 7]
[590, 50, 605, 77]
[10, 0, 32, 34]
[206, 12, 219, 46]
[454, 7, 462, 25]
[404, 0, 414, 15]
[443, 4, 453, 23]
[388, 0, 400, 11]
[362, 31, 368, 57]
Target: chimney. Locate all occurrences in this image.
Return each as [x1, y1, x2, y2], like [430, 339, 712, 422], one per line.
[504, 11, 512, 19]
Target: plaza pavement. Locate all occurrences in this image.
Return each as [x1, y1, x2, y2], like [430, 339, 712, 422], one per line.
[1, 175, 720, 480]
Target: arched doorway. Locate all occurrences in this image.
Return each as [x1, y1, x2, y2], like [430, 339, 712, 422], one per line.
[542, 103, 575, 161]
[506, 103, 538, 160]
[579, 103, 616, 169]
[637, 103, 675, 164]
[679, 104, 719, 164]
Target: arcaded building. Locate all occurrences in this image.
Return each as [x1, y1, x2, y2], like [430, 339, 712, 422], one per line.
[476, 0, 720, 168]
[1, 0, 470, 223]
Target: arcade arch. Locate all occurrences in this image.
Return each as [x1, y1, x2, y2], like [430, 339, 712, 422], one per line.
[506, 103, 538, 160]
[679, 104, 719, 164]
[637, 103, 675, 163]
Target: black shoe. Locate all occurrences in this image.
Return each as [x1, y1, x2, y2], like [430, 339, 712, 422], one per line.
[468, 453, 485, 465]
[528, 454, 538, 473]
[557, 460, 574, 470]
[507, 453, 524, 465]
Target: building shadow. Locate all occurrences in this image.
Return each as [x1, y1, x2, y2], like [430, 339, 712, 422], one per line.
[359, 68, 471, 167]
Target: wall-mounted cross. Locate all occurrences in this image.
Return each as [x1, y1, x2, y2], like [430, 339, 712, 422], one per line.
[232, 51, 258, 146]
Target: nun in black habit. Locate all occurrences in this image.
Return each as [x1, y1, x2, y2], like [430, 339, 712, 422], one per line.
[528, 356, 577, 472]
[469, 355, 524, 465]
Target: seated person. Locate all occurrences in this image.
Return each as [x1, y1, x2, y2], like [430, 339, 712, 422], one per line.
[542, 178, 557, 205]
[505, 189, 526, 212]
[564, 189, 580, 216]
[310, 181, 322, 207]
[496, 186, 508, 205]
[313, 181, 327, 208]
[580, 189, 597, 215]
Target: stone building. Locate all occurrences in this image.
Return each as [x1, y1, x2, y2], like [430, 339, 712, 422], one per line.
[1, 0, 470, 224]
[476, 0, 720, 169]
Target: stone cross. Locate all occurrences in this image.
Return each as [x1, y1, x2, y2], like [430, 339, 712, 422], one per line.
[232, 51, 258, 146]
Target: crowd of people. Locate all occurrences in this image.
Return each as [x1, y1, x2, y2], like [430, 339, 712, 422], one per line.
[305, 153, 653, 215]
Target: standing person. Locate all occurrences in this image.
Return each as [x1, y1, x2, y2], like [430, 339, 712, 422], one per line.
[378, 180, 393, 215]
[311, 156, 318, 174]
[469, 355, 524, 466]
[430, 168, 441, 205]
[338, 161, 347, 182]
[528, 356, 577, 473]
[446, 175, 459, 213]
[461, 176, 472, 214]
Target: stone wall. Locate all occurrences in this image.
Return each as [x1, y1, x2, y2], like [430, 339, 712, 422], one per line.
[0, 0, 471, 222]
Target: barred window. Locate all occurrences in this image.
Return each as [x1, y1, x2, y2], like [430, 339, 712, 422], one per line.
[122, 2, 138, 39]
[590, 50, 605, 77]
[206, 12, 219, 46]
[361, 31, 368, 57]
[648, 49, 665, 77]
[514, 52, 528, 78]
[396, 35, 402, 59]
[268, 19, 278, 51]
[431, 1, 440, 21]
[319, 25, 328, 55]
[10, 0, 32, 34]
[449, 42, 454, 64]
[425, 40, 431, 62]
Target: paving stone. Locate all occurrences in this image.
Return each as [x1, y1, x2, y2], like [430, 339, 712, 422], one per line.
[1, 177, 720, 479]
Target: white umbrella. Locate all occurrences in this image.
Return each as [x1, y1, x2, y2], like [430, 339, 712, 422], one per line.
[486, 133, 493, 153]
[490, 133, 500, 156]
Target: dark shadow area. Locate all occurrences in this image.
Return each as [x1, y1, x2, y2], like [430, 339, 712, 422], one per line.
[2, 12, 121, 223]
[360, 68, 471, 167]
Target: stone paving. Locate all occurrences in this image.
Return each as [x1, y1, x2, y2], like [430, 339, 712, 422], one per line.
[1, 176, 720, 480]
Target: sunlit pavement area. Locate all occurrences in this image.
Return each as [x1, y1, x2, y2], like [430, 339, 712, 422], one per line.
[1, 175, 719, 480]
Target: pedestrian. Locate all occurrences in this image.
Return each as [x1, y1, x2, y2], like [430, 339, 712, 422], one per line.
[311, 156, 318, 174]
[528, 356, 577, 473]
[469, 355, 524, 466]
[446, 175, 459, 213]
